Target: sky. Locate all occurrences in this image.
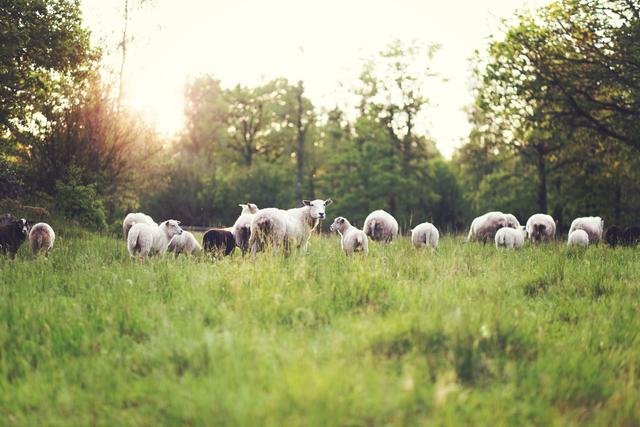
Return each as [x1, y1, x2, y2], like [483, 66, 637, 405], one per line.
[82, 0, 552, 158]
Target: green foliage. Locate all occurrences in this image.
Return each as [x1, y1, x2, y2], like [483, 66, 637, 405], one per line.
[1, 232, 640, 424]
[54, 169, 107, 230]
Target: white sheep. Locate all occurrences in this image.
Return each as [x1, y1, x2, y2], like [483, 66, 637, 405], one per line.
[167, 230, 202, 255]
[29, 222, 55, 256]
[363, 210, 398, 242]
[567, 229, 589, 247]
[525, 214, 556, 242]
[467, 211, 508, 242]
[123, 212, 157, 240]
[249, 199, 332, 255]
[330, 216, 368, 256]
[495, 226, 527, 250]
[569, 216, 604, 244]
[232, 203, 259, 256]
[505, 213, 520, 228]
[127, 219, 183, 262]
[411, 222, 439, 250]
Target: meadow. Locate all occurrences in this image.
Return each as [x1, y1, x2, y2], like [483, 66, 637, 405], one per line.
[1, 228, 640, 426]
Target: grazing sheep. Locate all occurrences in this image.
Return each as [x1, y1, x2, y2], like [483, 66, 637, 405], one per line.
[168, 230, 201, 255]
[411, 222, 439, 250]
[604, 226, 622, 247]
[363, 210, 398, 243]
[249, 199, 332, 255]
[495, 226, 527, 250]
[505, 213, 520, 228]
[569, 216, 604, 244]
[568, 229, 589, 247]
[621, 226, 640, 246]
[29, 222, 55, 256]
[330, 216, 368, 256]
[122, 212, 157, 240]
[0, 218, 29, 258]
[525, 214, 557, 243]
[232, 203, 260, 256]
[203, 228, 236, 257]
[127, 220, 183, 262]
[467, 211, 508, 243]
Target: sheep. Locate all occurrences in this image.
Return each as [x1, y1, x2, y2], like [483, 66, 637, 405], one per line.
[467, 211, 508, 243]
[29, 222, 55, 256]
[127, 219, 183, 262]
[411, 222, 439, 250]
[203, 228, 236, 257]
[363, 210, 398, 243]
[495, 226, 527, 250]
[567, 229, 589, 247]
[167, 230, 201, 256]
[330, 216, 368, 256]
[568, 216, 604, 244]
[604, 226, 622, 247]
[249, 199, 332, 255]
[122, 212, 157, 240]
[505, 213, 520, 228]
[0, 213, 17, 225]
[525, 214, 556, 243]
[621, 225, 640, 246]
[0, 218, 29, 258]
[232, 203, 259, 256]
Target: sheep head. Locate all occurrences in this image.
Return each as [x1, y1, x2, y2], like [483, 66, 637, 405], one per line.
[303, 199, 332, 220]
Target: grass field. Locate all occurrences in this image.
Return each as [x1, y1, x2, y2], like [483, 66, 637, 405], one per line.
[1, 228, 640, 426]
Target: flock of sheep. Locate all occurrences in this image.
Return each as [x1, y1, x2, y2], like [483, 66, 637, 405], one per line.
[2, 200, 638, 262]
[121, 200, 640, 262]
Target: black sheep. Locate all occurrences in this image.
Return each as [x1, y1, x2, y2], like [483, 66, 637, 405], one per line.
[0, 218, 29, 258]
[604, 226, 622, 247]
[622, 225, 640, 246]
[203, 228, 236, 257]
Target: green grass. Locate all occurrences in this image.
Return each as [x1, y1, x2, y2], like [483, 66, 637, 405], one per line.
[1, 230, 640, 426]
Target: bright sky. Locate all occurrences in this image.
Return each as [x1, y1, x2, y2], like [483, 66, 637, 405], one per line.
[82, 0, 552, 158]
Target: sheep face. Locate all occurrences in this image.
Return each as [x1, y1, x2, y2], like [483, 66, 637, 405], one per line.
[303, 199, 333, 220]
[330, 217, 349, 233]
[17, 219, 29, 237]
[163, 220, 183, 238]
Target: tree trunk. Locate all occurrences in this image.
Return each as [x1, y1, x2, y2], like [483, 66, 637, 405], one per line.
[537, 146, 548, 213]
[118, 0, 129, 110]
[295, 81, 305, 202]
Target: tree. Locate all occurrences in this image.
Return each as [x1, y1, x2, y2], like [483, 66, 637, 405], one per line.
[0, 0, 93, 143]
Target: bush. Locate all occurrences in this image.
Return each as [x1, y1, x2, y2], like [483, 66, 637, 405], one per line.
[54, 170, 107, 230]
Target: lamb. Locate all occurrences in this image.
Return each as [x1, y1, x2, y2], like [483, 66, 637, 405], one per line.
[495, 226, 527, 250]
[29, 222, 55, 256]
[621, 225, 640, 246]
[122, 212, 157, 240]
[127, 219, 183, 262]
[167, 230, 201, 256]
[411, 222, 439, 250]
[567, 229, 589, 247]
[525, 214, 556, 243]
[0, 218, 29, 258]
[604, 226, 622, 247]
[203, 228, 236, 257]
[467, 211, 508, 243]
[249, 199, 332, 255]
[330, 216, 368, 256]
[568, 216, 604, 244]
[232, 203, 259, 256]
[363, 210, 398, 242]
[505, 213, 520, 228]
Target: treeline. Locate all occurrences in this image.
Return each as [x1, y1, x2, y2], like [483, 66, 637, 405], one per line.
[1, 0, 639, 233]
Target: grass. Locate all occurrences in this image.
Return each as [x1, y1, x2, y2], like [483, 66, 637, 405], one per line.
[1, 229, 640, 426]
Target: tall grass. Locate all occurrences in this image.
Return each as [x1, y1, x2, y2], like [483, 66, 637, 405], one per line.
[1, 232, 639, 425]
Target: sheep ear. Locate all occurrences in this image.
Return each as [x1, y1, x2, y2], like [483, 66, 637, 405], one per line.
[324, 199, 333, 206]
[239, 204, 246, 208]
[177, 221, 181, 225]
[302, 200, 311, 206]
